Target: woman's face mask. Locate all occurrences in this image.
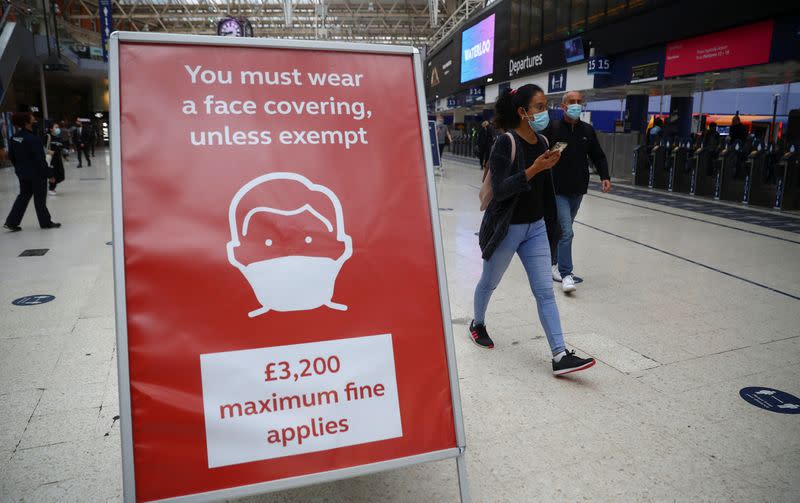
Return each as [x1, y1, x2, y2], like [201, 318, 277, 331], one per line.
[53, 128, 61, 136]
[526, 110, 550, 132]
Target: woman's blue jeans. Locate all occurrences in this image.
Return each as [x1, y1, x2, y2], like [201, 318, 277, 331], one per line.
[474, 219, 566, 356]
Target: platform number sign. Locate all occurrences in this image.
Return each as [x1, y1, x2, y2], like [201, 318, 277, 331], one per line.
[587, 56, 612, 75]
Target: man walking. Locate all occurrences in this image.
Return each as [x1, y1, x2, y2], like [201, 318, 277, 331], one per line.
[4, 112, 61, 231]
[544, 91, 611, 293]
[72, 119, 92, 167]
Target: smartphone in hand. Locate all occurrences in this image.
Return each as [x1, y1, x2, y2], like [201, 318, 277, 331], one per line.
[551, 142, 568, 153]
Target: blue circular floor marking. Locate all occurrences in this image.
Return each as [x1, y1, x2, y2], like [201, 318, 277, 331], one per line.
[12, 295, 56, 306]
[740, 387, 800, 414]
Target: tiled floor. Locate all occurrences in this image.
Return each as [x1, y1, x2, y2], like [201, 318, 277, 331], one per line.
[1, 151, 798, 502]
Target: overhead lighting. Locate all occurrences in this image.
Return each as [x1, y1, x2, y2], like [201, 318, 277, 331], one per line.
[487, 78, 493, 82]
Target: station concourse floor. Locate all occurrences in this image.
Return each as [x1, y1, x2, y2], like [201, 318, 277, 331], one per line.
[1, 150, 798, 502]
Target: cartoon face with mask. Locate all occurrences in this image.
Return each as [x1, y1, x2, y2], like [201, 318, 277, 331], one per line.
[226, 173, 353, 318]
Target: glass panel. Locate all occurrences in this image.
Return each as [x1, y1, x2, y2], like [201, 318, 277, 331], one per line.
[555, 0, 569, 37]
[511, 0, 522, 53]
[571, 0, 587, 33]
[587, 0, 606, 28]
[542, 0, 556, 43]
[520, 0, 531, 52]
[606, 0, 626, 20]
[530, 0, 542, 48]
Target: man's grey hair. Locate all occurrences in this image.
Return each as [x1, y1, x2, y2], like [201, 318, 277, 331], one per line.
[562, 91, 584, 105]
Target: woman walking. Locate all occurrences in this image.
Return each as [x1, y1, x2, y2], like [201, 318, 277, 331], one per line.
[469, 85, 594, 376]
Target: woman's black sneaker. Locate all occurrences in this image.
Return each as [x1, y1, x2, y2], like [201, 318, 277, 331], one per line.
[3, 224, 22, 232]
[552, 350, 595, 376]
[469, 321, 494, 349]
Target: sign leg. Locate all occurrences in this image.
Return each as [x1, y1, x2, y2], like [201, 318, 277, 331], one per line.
[456, 449, 471, 503]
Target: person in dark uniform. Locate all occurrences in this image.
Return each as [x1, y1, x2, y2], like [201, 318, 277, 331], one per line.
[72, 119, 92, 167]
[702, 122, 721, 151]
[46, 122, 66, 195]
[87, 121, 96, 157]
[475, 120, 495, 170]
[543, 91, 611, 293]
[3, 112, 61, 231]
[729, 112, 748, 144]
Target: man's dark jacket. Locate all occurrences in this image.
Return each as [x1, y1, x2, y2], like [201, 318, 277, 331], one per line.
[543, 119, 610, 195]
[9, 128, 51, 180]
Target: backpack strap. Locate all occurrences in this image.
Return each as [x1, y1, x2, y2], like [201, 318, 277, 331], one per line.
[505, 131, 516, 164]
[536, 132, 549, 149]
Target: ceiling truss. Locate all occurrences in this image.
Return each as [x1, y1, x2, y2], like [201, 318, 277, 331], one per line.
[61, 0, 457, 46]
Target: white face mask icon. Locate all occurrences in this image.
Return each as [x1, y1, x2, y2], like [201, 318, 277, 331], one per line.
[226, 173, 353, 317]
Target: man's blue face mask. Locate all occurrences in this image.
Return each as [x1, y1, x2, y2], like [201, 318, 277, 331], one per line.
[566, 104, 582, 120]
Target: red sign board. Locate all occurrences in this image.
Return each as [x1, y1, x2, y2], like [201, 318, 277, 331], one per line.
[664, 20, 774, 78]
[110, 34, 463, 502]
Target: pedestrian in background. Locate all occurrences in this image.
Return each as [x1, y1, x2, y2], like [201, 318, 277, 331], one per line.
[543, 91, 611, 293]
[3, 112, 61, 231]
[46, 122, 66, 195]
[72, 119, 92, 168]
[476, 120, 494, 170]
[87, 121, 96, 158]
[729, 112, 748, 144]
[436, 115, 451, 155]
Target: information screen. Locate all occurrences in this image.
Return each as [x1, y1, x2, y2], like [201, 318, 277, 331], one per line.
[664, 20, 773, 77]
[564, 37, 584, 64]
[460, 14, 495, 83]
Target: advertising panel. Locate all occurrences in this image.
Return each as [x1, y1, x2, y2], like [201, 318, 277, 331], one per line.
[664, 20, 774, 78]
[426, 40, 460, 100]
[110, 33, 466, 502]
[460, 14, 496, 83]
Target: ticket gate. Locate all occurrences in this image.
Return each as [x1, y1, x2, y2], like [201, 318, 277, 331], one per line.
[689, 146, 719, 197]
[722, 141, 767, 204]
[747, 144, 781, 207]
[633, 145, 650, 186]
[713, 141, 744, 201]
[773, 146, 800, 210]
[648, 141, 669, 189]
[740, 142, 768, 205]
[667, 141, 691, 193]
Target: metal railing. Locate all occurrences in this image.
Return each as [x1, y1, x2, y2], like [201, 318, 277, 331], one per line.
[427, 0, 485, 55]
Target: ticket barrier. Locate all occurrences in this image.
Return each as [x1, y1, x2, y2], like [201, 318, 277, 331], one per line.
[722, 141, 760, 203]
[746, 144, 781, 207]
[667, 141, 692, 193]
[689, 146, 719, 197]
[632, 145, 650, 186]
[773, 146, 800, 210]
[712, 141, 744, 201]
[648, 141, 669, 189]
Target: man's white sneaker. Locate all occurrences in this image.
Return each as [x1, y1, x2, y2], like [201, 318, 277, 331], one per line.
[552, 265, 562, 282]
[48, 190, 57, 196]
[562, 275, 577, 292]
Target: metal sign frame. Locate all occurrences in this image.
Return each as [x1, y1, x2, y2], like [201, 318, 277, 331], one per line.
[109, 31, 469, 503]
